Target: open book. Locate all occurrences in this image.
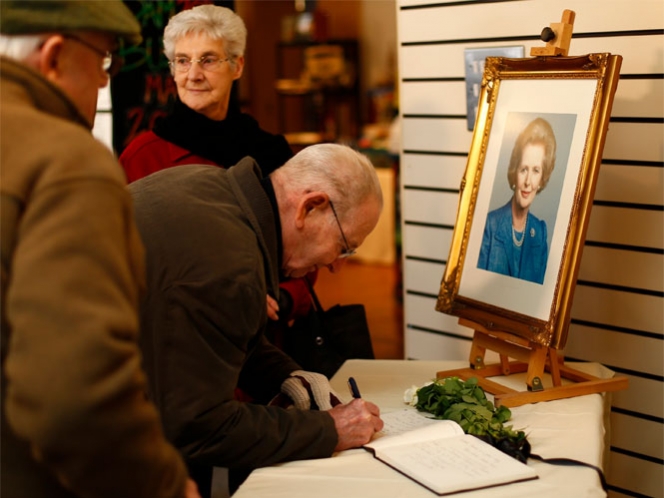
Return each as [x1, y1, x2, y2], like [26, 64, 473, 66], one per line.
[365, 409, 538, 496]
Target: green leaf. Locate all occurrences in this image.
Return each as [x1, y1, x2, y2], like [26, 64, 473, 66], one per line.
[414, 376, 527, 448]
[461, 394, 480, 404]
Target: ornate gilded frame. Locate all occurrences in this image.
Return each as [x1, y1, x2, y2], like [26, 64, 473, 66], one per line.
[436, 54, 622, 349]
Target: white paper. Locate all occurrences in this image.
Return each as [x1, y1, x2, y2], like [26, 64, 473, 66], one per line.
[367, 409, 462, 447]
[365, 409, 537, 495]
[374, 433, 538, 495]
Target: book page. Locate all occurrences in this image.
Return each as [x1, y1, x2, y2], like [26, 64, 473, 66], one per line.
[374, 433, 538, 495]
[366, 409, 463, 451]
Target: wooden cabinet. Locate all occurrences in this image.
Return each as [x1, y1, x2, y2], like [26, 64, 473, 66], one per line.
[275, 39, 360, 148]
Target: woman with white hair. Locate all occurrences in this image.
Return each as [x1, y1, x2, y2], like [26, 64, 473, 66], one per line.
[119, 4, 293, 182]
[120, 4, 315, 345]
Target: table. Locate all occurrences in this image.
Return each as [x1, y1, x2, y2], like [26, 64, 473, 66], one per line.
[233, 360, 611, 498]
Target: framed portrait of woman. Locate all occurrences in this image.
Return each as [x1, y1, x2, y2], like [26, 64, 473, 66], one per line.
[436, 53, 622, 350]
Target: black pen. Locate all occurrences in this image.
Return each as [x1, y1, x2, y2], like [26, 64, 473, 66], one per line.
[348, 377, 362, 399]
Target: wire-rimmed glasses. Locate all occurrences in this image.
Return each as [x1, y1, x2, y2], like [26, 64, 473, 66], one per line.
[63, 34, 121, 76]
[329, 201, 356, 259]
[169, 56, 231, 73]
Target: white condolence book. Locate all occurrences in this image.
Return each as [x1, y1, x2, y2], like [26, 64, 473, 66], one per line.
[364, 409, 538, 496]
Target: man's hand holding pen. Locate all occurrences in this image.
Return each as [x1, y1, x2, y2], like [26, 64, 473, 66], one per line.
[328, 377, 384, 451]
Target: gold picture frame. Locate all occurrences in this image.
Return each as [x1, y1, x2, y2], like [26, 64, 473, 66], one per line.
[436, 53, 622, 351]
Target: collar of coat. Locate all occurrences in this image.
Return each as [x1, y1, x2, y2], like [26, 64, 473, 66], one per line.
[0, 56, 92, 129]
[227, 158, 281, 302]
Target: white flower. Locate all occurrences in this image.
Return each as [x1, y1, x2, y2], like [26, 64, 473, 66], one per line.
[403, 385, 419, 405]
[403, 380, 433, 406]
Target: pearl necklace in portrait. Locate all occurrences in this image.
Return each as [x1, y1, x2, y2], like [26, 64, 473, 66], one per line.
[512, 225, 525, 247]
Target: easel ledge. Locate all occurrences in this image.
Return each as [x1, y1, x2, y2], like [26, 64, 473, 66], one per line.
[435, 319, 629, 408]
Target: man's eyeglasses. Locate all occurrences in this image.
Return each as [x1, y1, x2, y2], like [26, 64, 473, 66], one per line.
[169, 56, 231, 73]
[63, 34, 122, 76]
[329, 201, 356, 259]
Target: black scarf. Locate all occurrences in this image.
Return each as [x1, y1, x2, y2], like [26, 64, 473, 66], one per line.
[154, 99, 292, 175]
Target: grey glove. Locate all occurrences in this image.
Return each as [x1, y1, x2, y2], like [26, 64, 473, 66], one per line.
[280, 370, 343, 410]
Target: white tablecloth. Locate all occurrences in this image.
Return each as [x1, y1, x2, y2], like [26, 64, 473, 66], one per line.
[233, 359, 610, 498]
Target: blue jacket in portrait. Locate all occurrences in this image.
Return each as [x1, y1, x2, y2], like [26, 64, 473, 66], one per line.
[477, 201, 549, 284]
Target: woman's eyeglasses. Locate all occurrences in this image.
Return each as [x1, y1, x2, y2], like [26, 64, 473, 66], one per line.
[169, 56, 231, 73]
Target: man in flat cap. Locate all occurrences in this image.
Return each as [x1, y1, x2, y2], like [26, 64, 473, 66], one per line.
[0, 2, 198, 497]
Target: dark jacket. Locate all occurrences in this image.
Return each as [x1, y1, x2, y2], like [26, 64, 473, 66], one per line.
[477, 200, 549, 284]
[128, 160, 338, 474]
[118, 103, 313, 321]
[0, 56, 188, 498]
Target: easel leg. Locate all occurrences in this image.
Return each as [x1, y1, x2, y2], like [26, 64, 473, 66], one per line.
[526, 343, 547, 391]
[469, 331, 486, 369]
[433, 320, 628, 408]
[548, 348, 562, 387]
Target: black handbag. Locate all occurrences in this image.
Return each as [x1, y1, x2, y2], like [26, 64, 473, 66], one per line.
[283, 280, 375, 379]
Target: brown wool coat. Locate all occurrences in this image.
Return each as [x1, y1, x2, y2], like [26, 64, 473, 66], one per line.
[0, 56, 188, 498]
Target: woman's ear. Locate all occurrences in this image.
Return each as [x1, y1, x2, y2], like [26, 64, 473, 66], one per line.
[232, 55, 245, 81]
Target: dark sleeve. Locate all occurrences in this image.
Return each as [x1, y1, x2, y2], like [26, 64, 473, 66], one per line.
[154, 280, 337, 470]
[238, 335, 301, 402]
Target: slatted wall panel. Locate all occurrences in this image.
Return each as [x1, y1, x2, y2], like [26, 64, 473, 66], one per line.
[93, 86, 114, 152]
[396, 1, 663, 496]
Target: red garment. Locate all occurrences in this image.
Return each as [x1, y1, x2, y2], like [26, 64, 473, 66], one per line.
[119, 131, 217, 183]
[288, 271, 317, 319]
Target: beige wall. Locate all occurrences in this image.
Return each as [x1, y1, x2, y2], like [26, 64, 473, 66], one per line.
[396, 1, 663, 497]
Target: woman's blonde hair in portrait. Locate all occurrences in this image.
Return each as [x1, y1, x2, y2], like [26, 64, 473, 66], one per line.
[507, 117, 557, 192]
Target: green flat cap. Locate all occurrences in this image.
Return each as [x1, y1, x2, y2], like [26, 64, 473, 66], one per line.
[0, 0, 142, 46]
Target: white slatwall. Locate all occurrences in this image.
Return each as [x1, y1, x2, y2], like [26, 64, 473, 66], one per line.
[93, 86, 114, 152]
[395, 1, 663, 496]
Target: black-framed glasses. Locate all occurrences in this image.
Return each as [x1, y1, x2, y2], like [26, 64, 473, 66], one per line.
[329, 201, 356, 259]
[63, 34, 122, 76]
[169, 56, 231, 73]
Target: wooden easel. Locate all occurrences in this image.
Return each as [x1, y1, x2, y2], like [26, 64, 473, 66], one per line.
[435, 9, 629, 407]
[530, 9, 575, 57]
[435, 319, 629, 408]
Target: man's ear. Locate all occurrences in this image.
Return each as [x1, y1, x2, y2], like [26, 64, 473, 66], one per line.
[37, 35, 65, 83]
[294, 192, 330, 228]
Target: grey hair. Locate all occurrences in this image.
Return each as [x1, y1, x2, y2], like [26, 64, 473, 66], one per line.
[275, 144, 383, 221]
[163, 5, 246, 65]
[0, 34, 45, 61]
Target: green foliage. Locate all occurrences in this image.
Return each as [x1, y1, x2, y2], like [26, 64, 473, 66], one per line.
[415, 377, 526, 443]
